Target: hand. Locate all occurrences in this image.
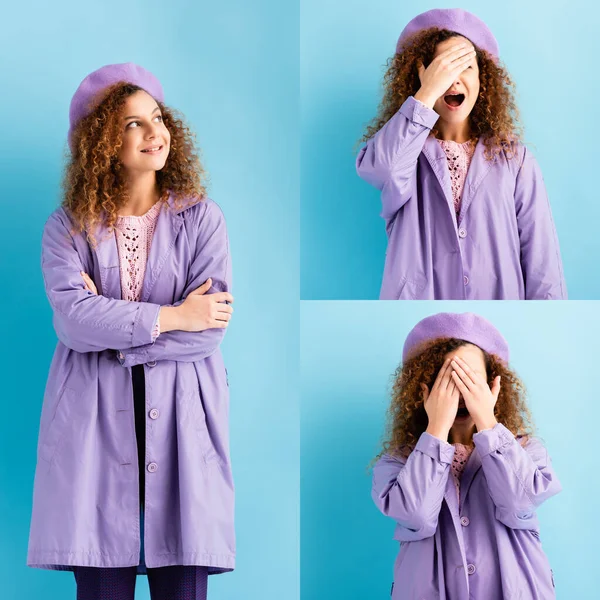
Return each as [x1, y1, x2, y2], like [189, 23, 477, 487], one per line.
[415, 40, 477, 108]
[450, 355, 500, 431]
[178, 277, 234, 332]
[421, 357, 460, 441]
[81, 271, 98, 295]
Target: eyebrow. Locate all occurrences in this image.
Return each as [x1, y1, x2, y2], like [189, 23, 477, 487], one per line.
[124, 106, 161, 121]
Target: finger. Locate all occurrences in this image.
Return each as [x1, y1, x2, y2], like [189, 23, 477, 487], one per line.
[433, 358, 451, 388]
[215, 304, 234, 314]
[491, 375, 501, 401]
[209, 320, 229, 329]
[214, 312, 231, 322]
[438, 42, 474, 62]
[450, 358, 476, 388]
[191, 279, 212, 295]
[211, 292, 234, 304]
[452, 50, 477, 71]
[451, 370, 470, 396]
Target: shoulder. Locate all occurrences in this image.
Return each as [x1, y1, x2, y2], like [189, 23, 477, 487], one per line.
[178, 196, 226, 225]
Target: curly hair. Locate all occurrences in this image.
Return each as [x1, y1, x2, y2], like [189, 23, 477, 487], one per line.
[361, 28, 525, 163]
[61, 82, 208, 249]
[378, 338, 535, 460]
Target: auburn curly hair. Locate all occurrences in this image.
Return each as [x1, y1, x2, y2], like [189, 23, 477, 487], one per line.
[378, 338, 536, 460]
[61, 82, 208, 249]
[361, 28, 525, 163]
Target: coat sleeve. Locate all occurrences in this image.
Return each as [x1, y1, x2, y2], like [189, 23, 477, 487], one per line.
[372, 431, 455, 541]
[42, 210, 162, 353]
[514, 146, 567, 299]
[472, 422, 562, 529]
[356, 95, 439, 220]
[117, 199, 231, 367]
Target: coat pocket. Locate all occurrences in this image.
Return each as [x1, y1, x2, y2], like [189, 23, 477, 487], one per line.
[187, 388, 221, 465]
[38, 386, 77, 464]
[396, 274, 427, 300]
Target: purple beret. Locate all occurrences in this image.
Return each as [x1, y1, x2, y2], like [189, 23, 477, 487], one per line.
[68, 62, 164, 151]
[402, 312, 509, 364]
[396, 8, 499, 61]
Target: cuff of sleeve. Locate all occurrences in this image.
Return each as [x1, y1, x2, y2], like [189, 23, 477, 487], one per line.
[416, 431, 455, 464]
[131, 303, 162, 347]
[399, 95, 440, 129]
[473, 422, 515, 457]
[151, 312, 161, 341]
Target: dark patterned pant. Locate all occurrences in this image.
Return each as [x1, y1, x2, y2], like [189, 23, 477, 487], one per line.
[72, 365, 209, 599]
[72, 565, 209, 599]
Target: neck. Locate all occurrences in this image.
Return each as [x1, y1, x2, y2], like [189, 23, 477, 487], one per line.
[434, 118, 473, 143]
[121, 171, 161, 216]
[449, 423, 476, 445]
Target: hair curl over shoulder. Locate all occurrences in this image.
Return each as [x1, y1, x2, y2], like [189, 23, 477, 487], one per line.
[361, 28, 525, 163]
[377, 338, 535, 461]
[62, 82, 208, 249]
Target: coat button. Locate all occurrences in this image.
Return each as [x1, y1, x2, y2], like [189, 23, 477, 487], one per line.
[147, 360, 157, 367]
[458, 228, 467, 238]
[460, 516, 470, 526]
[147, 462, 158, 473]
[149, 408, 159, 420]
[463, 275, 469, 285]
[467, 563, 476, 575]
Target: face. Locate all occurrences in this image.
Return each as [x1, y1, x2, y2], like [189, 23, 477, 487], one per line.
[444, 343, 486, 426]
[431, 35, 480, 124]
[118, 90, 171, 174]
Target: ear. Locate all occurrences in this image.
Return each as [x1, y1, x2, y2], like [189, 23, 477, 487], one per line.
[417, 60, 424, 83]
[420, 382, 429, 402]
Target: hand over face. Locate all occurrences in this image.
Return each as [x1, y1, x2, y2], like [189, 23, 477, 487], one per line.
[81, 271, 98, 295]
[450, 355, 499, 431]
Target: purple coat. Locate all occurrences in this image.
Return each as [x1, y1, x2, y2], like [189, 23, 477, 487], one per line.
[372, 423, 561, 599]
[356, 96, 567, 300]
[27, 193, 234, 575]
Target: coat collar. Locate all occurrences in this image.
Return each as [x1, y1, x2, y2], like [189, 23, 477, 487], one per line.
[90, 191, 187, 302]
[421, 134, 495, 228]
[443, 442, 483, 515]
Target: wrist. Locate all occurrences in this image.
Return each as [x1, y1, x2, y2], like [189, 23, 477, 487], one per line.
[475, 415, 498, 432]
[413, 89, 437, 109]
[159, 305, 184, 333]
[426, 424, 449, 441]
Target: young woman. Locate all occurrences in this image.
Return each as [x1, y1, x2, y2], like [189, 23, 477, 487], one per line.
[356, 8, 566, 300]
[27, 62, 234, 600]
[372, 312, 561, 599]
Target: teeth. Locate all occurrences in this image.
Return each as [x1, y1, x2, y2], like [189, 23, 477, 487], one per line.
[142, 146, 161, 152]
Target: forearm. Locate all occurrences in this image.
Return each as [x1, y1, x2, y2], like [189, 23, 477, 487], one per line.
[372, 432, 454, 537]
[473, 423, 562, 522]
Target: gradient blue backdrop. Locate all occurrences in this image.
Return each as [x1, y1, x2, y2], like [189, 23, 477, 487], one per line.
[301, 301, 598, 598]
[0, 2, 298, 599]
[301, 0, 598, 299]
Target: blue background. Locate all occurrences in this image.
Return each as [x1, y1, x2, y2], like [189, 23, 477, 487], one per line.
[0, 1, 298, 599]
[301, 301, 598, 598]
[301, 0, 599, 299]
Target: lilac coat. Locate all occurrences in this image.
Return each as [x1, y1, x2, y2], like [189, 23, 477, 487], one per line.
[356, 96, 567, 300]
[372, 423, 561, 599]
[27, 193, 234, 575]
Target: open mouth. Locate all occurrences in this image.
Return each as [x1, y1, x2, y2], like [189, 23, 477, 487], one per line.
[444, 94, 465, 108]
[456, 406, 469, 418]
[141, 145, 164, 154]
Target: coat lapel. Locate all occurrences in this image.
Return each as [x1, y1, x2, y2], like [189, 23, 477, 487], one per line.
[422, 135, 495, 228]
[457, 445, 482, 512]
[89, 191, 185, 302]
[456, 137, 494, 226]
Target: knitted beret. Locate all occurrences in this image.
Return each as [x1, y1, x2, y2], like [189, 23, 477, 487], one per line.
[402, 312, 509, 363]
[68, 62, 164, 151]
[396, 8, 499, 61]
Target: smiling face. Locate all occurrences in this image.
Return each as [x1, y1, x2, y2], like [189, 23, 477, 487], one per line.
[431, 35, 480, 126]
[444, 343, 486, 428]
[118, 90, 171, 175]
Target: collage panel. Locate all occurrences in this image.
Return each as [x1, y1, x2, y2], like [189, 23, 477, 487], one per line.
[301, 300, 596, 598]
[301, 1, 597, 300]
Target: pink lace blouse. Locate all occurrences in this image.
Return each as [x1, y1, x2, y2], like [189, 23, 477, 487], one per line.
[451, 442, 475, 501]
[436, 138, 478, 214]
[114, 200, 163, 340]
